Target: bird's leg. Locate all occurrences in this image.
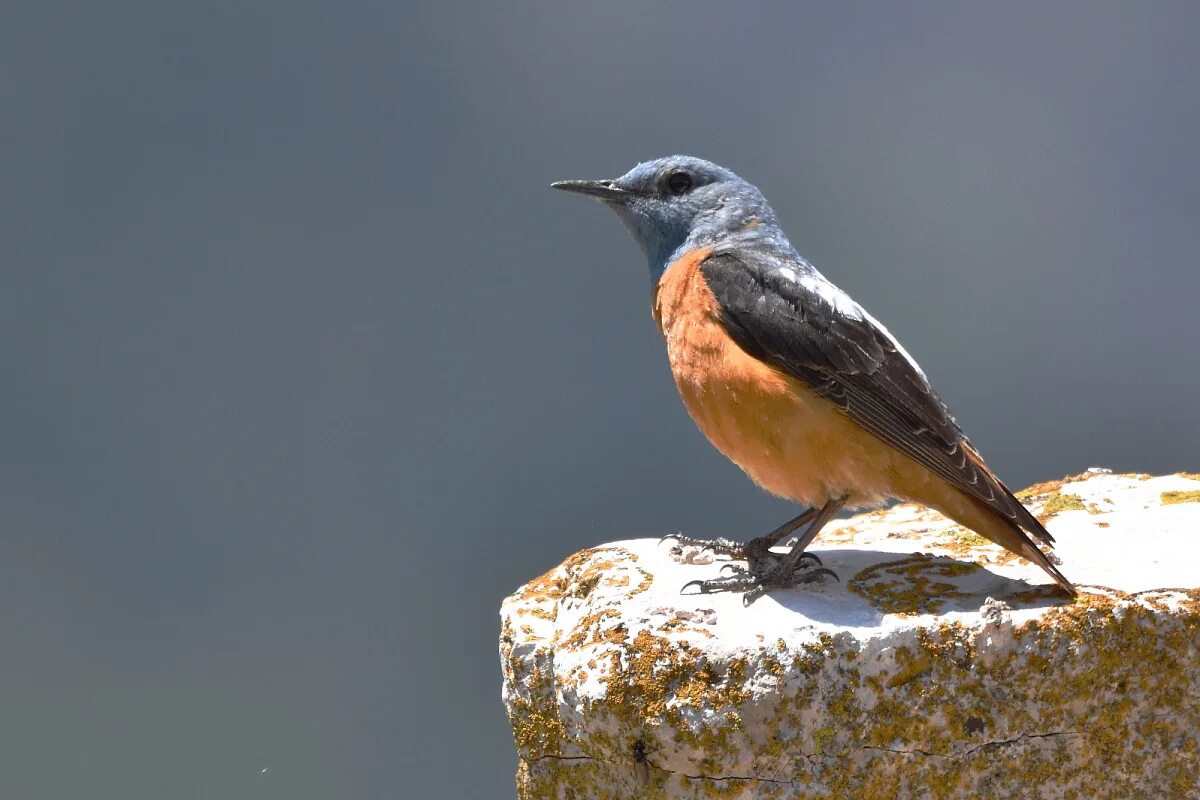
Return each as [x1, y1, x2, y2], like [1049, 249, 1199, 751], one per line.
[742, 494, 848, 602]
[681, 496, 848, 603]
[761, 495, 847, 580]
[663, 507, 819, 561]
[744, 507, 823, 564]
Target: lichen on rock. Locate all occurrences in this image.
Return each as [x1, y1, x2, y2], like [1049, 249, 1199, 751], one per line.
[500, 471, 1200, 798]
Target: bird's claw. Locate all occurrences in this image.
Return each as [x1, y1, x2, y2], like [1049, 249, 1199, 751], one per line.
[680, 559, 837, 603]
[661, 535, 827, 565]
[681, 573, 759, 596]
[659, 533, 747, 559]
[780, 566, 839, 585]
[797, 551, 823, 567]
[716, 557, 819, 576]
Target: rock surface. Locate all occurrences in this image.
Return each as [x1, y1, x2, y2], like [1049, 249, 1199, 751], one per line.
[499, 470, 1200, 799]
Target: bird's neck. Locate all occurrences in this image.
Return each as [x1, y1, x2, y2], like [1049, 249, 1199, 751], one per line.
[651, 222, 795, 284]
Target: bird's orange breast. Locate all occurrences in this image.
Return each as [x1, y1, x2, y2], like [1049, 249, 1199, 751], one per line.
[652, 248, 916, 508]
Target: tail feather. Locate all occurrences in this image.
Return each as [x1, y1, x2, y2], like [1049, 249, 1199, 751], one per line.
[1002, 516, 1075, 595]
[961, 442, 1056, 547]
[958, 495, 1077, 596]
[921, 474, 1077, 596]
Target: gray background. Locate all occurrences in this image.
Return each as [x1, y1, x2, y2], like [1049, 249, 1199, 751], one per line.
[3, 2, 1199, 798]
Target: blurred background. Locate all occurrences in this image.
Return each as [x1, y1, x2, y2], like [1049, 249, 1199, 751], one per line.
[3, 2, 1199, 797]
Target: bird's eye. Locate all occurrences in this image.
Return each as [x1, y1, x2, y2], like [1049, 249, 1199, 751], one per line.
[666, 171, 693, 195]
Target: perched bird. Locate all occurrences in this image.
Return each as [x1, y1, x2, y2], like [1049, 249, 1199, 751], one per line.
[552, 156, 1075, 601]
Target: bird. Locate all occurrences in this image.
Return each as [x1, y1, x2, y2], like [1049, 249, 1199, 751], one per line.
[551, 156, 1075, 602]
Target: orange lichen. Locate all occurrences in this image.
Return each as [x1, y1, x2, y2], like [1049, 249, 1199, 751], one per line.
[848, 554, 979, 614]
[1162, 490, 1200, 505]
[1035, 491, 1088, 524]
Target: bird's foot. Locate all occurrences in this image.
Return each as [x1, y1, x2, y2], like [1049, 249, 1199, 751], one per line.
[680, 559, 838, 606]
[672, 497, 846, 604]
[661, 533, 748, 559]
[661, 533, 825, 565]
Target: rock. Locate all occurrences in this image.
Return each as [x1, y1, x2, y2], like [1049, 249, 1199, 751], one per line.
[499, 471, 1200, 799]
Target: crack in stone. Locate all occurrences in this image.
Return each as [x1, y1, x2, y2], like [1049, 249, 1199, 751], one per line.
[676, 772, 791, 785]
[861, 744, 947, 759]
[963, 730, 1080, 756]
[529, 753, 597, 764]
[529, 730, 1081, 776]
[526, 753, 793, 786]
[861, 730, 1081, 761]
[526, 729, 1089, 790]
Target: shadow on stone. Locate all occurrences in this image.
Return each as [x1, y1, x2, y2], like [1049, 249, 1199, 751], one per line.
[728, 548, 1070, 623]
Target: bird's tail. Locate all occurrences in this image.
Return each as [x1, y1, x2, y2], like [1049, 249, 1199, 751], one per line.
[925, 481, 1077, 597]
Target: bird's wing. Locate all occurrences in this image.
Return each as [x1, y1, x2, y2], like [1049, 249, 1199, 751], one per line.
[699, 250, 1052, 545]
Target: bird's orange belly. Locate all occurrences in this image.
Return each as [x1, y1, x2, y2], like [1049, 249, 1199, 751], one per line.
[653, 249, 912, 508]
[673, 333, 904, 507]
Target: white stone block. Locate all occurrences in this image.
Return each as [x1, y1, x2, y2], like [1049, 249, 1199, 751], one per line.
[500, 471, 1200, 798]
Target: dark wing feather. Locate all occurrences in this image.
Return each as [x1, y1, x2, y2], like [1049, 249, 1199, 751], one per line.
[700, 250, 1053, 545]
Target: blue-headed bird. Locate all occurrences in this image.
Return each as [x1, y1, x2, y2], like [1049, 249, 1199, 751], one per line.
[552, 156, 1074, 601]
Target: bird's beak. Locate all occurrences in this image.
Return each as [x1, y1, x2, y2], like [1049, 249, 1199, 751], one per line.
[550, 179, 631, 202]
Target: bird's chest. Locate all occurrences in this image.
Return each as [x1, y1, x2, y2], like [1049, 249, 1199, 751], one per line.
[650, 250, 870, 505]
[652, 252, 799, 458]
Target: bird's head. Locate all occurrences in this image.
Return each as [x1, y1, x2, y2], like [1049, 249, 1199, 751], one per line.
[553, 156, 786, 280]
